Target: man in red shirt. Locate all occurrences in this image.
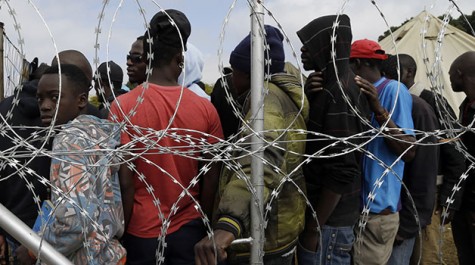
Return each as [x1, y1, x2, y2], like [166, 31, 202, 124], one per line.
[109, 9, 223, 264]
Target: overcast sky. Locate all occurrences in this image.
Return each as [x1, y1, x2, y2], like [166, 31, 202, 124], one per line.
[1, 0, 474, 84]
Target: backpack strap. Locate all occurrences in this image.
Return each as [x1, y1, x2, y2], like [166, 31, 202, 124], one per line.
[376, 78, 392, 94]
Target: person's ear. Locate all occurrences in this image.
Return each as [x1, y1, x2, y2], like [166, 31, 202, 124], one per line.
[176, 53, 185, 70]
[353, 58, 362, 69]
[407, 68, 416, 78]
[78, 93, 88, 109]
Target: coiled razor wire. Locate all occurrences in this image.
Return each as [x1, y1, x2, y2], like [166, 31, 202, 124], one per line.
[0, 0, 475, 264]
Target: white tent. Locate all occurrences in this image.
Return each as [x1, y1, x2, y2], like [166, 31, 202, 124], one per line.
[379, 10, 475, 115]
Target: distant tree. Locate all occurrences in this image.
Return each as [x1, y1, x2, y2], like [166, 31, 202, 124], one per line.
[89, 95, 100, 108]
[440, 10, 475, 36]
[378, 11, 475, 41]
[204, 83, 213, 95]
[378, 18, 412, 41]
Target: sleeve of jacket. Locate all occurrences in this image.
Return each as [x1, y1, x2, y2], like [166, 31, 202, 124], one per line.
[438, 102, 466, 211]
[215, 92, 288, 238]
[421, 91, 466, 210]
[305, 87, 361, 195]
[41, 138, 98, 256]
[398, 97, 439, 238]
[438, 139, 466, 210]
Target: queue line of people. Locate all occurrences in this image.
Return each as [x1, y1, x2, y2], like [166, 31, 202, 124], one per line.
[0, 9, 474, 265]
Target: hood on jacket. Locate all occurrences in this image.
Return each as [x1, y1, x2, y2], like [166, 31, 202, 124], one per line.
[178, 43, 210, 100]
[15, 79, 41, 118]
[270, 74, 309, 122]
[297, 14, 353, 88]
[296, 14, 370, 121]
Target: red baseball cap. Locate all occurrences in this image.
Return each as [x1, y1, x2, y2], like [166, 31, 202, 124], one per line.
[350, 39, 388, 60]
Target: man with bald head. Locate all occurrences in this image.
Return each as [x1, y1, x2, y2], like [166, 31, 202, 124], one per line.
[449, 51, 475, 265]
[51, 50, 93, 81]
[51, 50, 101, 118]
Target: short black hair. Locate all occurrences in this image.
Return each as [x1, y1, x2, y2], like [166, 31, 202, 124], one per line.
[399, 54, 417, 74]
[381, 55, 399, 80]
[143, 34, 182, 68]
[143, 9, 190, 68]
[43, 64, 90, 96]
[381, 54, 417, 80]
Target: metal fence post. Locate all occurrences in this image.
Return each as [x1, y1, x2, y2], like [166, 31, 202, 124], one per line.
[250, 0, 265, 264]
[0, 204, 73, 265]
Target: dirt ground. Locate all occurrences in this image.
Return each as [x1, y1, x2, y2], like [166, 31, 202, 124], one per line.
[442, 225, 458, 264]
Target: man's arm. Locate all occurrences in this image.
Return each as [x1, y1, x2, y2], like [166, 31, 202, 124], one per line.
[199, 153, 221, 219]
[118, 155, 135, 231]
[300, 76, 361, 251]
[109, 100, 135, 231]
[356, 75, 416, 162]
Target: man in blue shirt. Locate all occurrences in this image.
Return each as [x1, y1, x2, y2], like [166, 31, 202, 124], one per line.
[349, 39, 416, 265]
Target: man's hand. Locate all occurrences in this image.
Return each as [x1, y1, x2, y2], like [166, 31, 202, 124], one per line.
[435, 205, 454, 225]
[393, 234, 405, 246]
[304, 72, 324, 96]
[0, 235, 6, 265]
[195, 229, 235, 265]
[355, 75, 385, 115]
[15, 245, 35, 265]
[298, 227, 319, 253]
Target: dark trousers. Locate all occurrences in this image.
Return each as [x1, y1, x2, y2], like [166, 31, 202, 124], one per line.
[123, 219, 206, 265]
[452, 209, 475, 265]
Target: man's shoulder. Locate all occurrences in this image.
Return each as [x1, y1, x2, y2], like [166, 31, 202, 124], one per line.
[385, 79, 409, 91]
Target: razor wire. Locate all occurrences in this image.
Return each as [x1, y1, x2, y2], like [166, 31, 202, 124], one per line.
[1, 0, 475, 264]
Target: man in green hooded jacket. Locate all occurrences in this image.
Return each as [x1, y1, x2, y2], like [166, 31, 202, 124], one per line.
[195, 24, 308, 265]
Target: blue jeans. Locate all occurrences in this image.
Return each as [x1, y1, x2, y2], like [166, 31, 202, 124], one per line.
[387, 236, 416, 265]
[297, 225, 354, 265]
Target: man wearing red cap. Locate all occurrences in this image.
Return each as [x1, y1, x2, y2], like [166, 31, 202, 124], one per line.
[349, 39, 416, 265]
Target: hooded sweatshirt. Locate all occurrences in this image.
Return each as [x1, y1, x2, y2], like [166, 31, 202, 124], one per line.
[297, 14, 371, 226]
[41, 115, 125, 264]
[0, 80, 50, 237]
[177, 43, 210, 100]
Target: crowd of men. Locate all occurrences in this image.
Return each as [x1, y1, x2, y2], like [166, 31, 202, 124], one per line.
[0, 9, 475, 265]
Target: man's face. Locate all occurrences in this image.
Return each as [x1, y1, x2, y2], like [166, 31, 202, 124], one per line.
[37, 74, 80, 126]
[300, 45, 315, 71]
[400, 67, 410, 88]
[126, 40, 147, 85]
[231, 68, 250, 97]
[449, 64, 464, 92]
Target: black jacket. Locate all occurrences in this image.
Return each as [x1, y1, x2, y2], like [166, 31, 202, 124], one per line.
[459, 98, 475, 211]
[398, 95, 439, 238]
[0, 80, 50, 236]
[297, 14, 370, 226]
[419, 89, 466, 210]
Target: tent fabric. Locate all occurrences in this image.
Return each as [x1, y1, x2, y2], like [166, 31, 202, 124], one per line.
[379, 10, 475, 116]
